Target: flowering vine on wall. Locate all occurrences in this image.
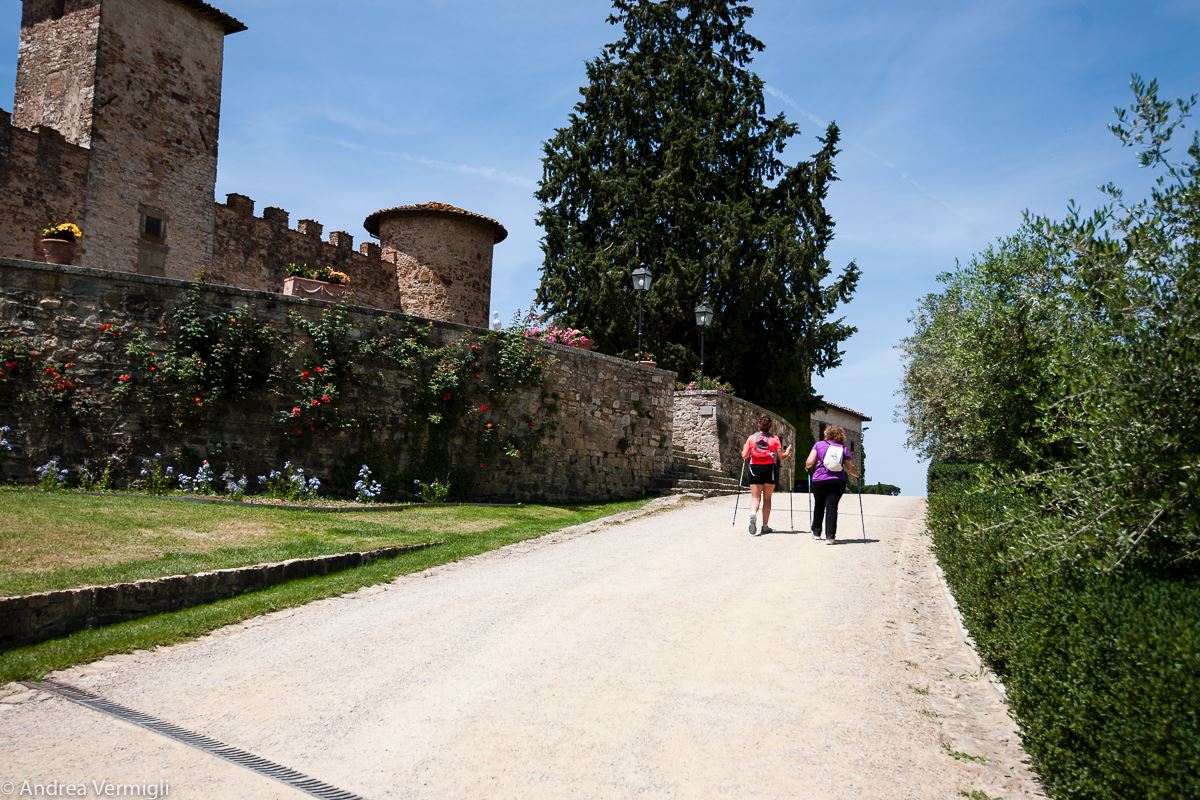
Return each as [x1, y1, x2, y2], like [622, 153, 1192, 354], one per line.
[0, 281, 557, 499]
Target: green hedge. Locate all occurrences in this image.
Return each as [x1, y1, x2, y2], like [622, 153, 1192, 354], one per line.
[927, 463, 1200, 799]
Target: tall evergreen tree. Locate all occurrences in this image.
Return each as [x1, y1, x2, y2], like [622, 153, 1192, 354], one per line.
[535, 0, 859, 420]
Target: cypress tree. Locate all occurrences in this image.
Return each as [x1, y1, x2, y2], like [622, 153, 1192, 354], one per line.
[535, 0, 859, 419]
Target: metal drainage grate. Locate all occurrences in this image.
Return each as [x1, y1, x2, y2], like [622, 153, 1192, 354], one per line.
[30, 678, 366, 800]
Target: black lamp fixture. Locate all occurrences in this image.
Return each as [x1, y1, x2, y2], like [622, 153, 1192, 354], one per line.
[694, 301, 713, 377]
[632, 264, 653, 357]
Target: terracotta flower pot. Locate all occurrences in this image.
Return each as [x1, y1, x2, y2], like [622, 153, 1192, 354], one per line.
[40, 238, 78, 265]
[283, 275, 349, 302]
[638, 360, 657, 368]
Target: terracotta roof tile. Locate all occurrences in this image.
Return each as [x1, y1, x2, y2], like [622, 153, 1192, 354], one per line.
[364, 202, 508, 243]
[818, 401, 872, 421]
[175, 0, 246, 34]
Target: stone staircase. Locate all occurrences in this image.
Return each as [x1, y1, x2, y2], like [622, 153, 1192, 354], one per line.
[654, 447, 743, 497]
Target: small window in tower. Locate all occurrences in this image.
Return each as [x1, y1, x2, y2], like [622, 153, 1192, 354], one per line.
[144, 216, 164, 240]
[50, 0, 66, 21]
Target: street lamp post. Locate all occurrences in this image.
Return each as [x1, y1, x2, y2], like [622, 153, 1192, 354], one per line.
[632, 265, 653, 357]
[694, 301, 713, 378]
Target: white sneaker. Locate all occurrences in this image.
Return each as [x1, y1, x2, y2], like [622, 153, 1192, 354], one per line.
[748, 514, 757, 535]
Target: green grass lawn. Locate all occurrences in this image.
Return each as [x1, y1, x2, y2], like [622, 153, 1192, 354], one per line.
[0, 489, 647, 596]
[0, 489, 653, 681]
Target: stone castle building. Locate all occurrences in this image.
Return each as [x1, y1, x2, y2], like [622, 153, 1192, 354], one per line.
[0, 0, 502, 328]
[0, 0, 871, 482]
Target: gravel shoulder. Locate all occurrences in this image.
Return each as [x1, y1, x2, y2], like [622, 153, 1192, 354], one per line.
[0, 494, 1044, 799]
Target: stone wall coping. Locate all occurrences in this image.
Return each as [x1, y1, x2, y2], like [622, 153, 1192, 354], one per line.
[0, 542, 440, 651]
[536, 337, 678, 374]
[676, 389, 783, 425]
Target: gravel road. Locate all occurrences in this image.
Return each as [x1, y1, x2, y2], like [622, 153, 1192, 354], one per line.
[0, 493, 1044, 799]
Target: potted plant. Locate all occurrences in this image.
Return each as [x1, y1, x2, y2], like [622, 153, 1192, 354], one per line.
[637, 352, 656, 367]
[39, 222, 83, 265]
[283, 263, 351, 302]
[523, 316, 592, 350]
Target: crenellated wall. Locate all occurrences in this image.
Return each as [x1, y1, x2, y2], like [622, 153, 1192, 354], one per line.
[209, 194, 402, 312]
[0, 111, 89, 262]
[0, 258, 674, 503]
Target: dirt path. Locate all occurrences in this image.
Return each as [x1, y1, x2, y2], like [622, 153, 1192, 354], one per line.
[0, 494, 1043, 799]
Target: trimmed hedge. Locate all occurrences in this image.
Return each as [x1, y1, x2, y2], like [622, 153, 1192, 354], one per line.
[927, 462, 1200, 799]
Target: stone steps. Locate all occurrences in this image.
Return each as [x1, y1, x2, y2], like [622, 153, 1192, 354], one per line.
[656, 447, 742, 497]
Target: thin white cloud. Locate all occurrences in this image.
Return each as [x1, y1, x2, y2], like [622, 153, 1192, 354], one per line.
[765, 83, 961, 217]
[401, 154, 537, 190]
[305, 136, 537, 190]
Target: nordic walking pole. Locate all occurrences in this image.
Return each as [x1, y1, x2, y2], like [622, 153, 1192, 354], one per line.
[789, 459, 794, 531]
[731, 458, 747, 527]
[807, 470, 813, 535]
[858, 477, 866, 541]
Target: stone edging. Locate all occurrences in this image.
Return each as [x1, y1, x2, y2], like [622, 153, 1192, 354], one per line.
[0, 542, 440, 652]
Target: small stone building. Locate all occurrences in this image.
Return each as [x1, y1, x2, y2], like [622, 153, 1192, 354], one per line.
[808, 401, 871, 476]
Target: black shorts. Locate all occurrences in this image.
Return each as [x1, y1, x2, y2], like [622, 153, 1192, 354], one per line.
[747, 462, 777, 485]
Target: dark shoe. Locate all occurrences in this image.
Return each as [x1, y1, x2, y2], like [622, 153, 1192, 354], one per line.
[760, 525, 774, 535]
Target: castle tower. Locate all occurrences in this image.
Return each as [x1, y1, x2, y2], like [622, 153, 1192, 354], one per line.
[364, 202, 508, 328]
[13, 0, 245, 277]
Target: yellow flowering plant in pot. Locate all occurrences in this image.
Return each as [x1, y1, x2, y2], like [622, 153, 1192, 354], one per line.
[40, 222, 83, 242]
[39, 222, 83, 265]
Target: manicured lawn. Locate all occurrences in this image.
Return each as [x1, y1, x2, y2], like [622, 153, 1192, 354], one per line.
[0, 489, 647, 596]
[0, 489, 652, 681]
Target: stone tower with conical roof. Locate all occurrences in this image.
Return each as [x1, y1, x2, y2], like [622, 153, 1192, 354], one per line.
[365, 202, 507, 328]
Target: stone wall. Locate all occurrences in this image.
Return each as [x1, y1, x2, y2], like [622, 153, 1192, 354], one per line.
[13, 0, 101, 149]
[209, 195, 402, 312]
[0, 112, 89, 262]
[673, 391, 796, 489]
[0, 259, 674, 503]
[79, 0, 232, 278]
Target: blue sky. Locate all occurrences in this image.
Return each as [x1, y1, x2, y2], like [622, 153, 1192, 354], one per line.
[2, 1, 1198, 493]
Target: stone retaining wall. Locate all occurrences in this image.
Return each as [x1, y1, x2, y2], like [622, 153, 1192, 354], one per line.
[0, 543, 436, 651]
[0, 259, 675, 502]
[673, 391, 796, 489]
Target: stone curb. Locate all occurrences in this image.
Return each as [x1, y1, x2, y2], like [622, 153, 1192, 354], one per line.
[0, 542, 440, 652]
